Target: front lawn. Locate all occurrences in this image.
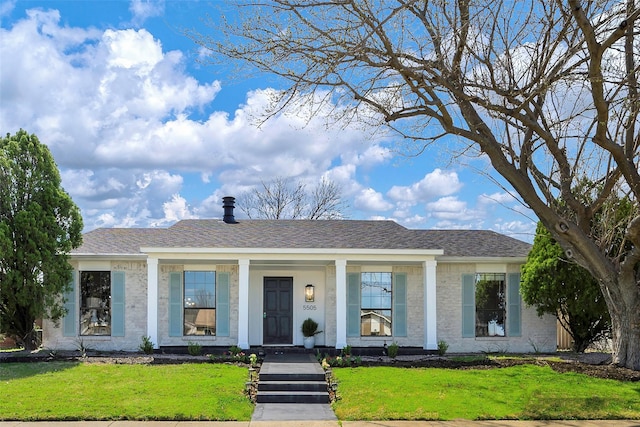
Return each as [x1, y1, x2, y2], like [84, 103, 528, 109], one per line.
[3, 360, 639, 421]
[0, 362, 253, 421]
[332, 364, 640, 421]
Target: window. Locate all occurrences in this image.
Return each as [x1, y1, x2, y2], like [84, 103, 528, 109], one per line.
[183, 271, 216, 336]
[360, 272, 392, 336]
[80, 271, 111, 336]
[475, 273, 506, 337]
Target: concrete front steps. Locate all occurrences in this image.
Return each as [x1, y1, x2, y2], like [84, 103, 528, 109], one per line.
[256, 353, 330, 404]
[257, 378, 329, 404]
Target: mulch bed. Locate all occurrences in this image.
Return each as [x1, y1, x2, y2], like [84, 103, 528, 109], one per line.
[0, 350, 214, 365]
[358, 354, 640, 382]
[2, 350, 639, 382]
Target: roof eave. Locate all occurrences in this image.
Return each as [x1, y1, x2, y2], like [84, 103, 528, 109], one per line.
[70, 253, 147, 260]
[140, 247, 445, 256]
[436, 255, 528, 263]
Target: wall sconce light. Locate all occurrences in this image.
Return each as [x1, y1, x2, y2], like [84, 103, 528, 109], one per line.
[305, 284, 315, 302]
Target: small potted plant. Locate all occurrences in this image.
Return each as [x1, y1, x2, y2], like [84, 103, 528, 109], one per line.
[301, 317, 322, 349]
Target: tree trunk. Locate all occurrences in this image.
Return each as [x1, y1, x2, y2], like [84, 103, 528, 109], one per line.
[537, 215, 640, 370]
[608, 273, 640, 370]
[20, 329, 40, 352]
[571, 336, 589, 354]
[610, 302, 640, 370]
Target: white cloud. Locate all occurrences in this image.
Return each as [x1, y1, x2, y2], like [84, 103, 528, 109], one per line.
[322, 165, 362, 199]
[342, 144, 393, 168]
[427, 196, 466, 214]
[354, 188, 393, 211]
[0, 10, 389, 229]
[426, 196, 480, 223]
[387, 169, 462, 203]
[0, 0, 16, 19]
[391, 213, 427, 228]
[150, 194, 197, 226]
[492, 220, 536, 241]
[129, 0, 165, 27]
[60, 168, 184, 230]
[479, 191, 518, 206]
[104, 28, 163, 71]
[0, 11, 221, 169]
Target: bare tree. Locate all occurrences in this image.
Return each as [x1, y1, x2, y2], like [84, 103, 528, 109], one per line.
[190, 0, 640, 369]
[307, 177, 345, 219]
[238, 176, 347, 219]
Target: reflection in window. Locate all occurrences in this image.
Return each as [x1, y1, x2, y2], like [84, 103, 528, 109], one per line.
[475, 273, 506, 337]
[361, 272, 392, 336]
[184, 271, 216, 336]
[80, 271, 111, 336]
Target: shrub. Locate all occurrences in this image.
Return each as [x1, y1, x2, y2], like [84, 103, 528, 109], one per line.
[387, 342, 399, 359]
[139, 335, 154, 354]
[228, 345, 242, 356]
[187, 341, 202, 356]
[322, 355, 361, 368]
[341, 345, 352, 357]
[437, 340, 449, 356]
[301, 317, 322, 337]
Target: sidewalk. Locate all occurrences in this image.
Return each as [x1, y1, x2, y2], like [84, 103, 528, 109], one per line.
[2, 420, 640, 426]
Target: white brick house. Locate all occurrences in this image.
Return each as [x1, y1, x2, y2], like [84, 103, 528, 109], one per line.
[43, 198, 556, 353]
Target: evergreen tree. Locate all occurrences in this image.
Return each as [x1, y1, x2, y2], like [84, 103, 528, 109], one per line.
[521, 223, 610, 352]
[0, 130, 83, 349]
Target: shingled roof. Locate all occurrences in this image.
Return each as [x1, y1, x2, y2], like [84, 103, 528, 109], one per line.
[72, 219, 531, 258]
[71, 228, 166, 255]
[411, 229, 531, 258]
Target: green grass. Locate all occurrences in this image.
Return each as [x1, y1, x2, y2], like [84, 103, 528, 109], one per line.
[332, 365, 640, 421]
[3, 361, 639, 422]
[0, 362, 253, 421]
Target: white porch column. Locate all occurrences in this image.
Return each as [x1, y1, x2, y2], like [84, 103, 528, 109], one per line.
[335, 259, 347, 349]
[424, 260, 438, 350]
[146, 257, 159, 349]
[237, 259, 250, 349]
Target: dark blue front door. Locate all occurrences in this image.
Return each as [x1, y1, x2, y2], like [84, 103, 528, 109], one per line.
[263, 277, 293, 344]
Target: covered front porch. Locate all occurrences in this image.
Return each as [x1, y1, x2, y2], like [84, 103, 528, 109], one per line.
[143, 248, 441, 351]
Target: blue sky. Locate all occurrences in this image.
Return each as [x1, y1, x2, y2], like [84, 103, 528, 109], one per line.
[0, 0, 537, 241]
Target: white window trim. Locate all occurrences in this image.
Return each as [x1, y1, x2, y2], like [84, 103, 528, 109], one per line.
[476, 264, 506, 273]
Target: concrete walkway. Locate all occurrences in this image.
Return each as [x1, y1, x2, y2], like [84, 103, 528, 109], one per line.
[251, 353, 337, 422]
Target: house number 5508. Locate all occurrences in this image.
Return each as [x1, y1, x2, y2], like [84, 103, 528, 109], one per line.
[303, 305, 317, 310]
